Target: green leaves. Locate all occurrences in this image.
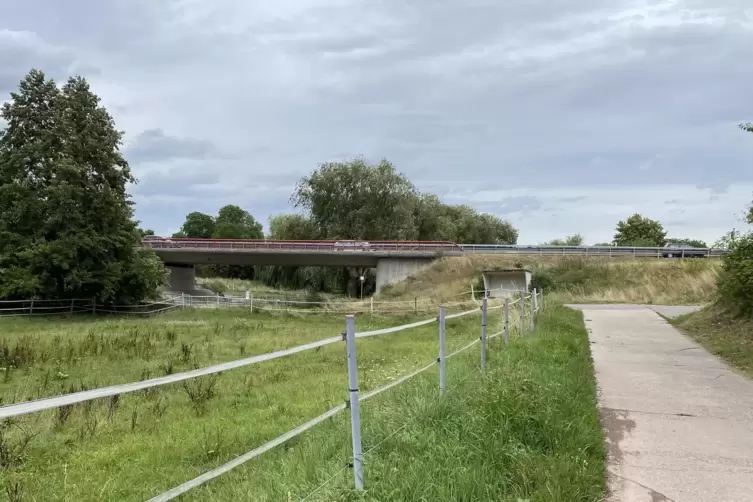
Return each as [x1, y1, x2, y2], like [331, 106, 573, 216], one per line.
[0, 69, 166, 303]
[290, 158, 518, 245]
[173, 206, 263, 239]
[613, 214, 667, 247]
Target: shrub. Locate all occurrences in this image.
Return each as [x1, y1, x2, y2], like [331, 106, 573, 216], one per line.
[717, 233, 753, 316]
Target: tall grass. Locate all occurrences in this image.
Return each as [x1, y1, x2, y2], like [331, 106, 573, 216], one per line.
[0, 308, 484, 500]
[380, 255, 720, 305]
[181, 305, 605, 501]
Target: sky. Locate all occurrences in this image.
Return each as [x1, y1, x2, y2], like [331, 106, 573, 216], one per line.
[2, 0, 753, 245]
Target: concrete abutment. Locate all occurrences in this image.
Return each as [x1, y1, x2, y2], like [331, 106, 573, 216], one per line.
[375, 258, 434, 293]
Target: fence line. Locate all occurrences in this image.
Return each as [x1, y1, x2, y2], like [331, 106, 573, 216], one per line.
[0, 285, 525, 318]
[1, 288, 543, 500]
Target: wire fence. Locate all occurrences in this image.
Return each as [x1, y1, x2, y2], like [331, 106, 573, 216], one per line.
[0, 287, 526, 318]
[0, 287, 545, 500]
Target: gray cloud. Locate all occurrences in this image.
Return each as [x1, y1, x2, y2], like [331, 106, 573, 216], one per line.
[2, 0, 752, 242]
[125, 129, 217, 164]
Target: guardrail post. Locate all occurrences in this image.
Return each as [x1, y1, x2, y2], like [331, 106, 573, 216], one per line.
[530, 288, 537, 331]
[504, 298, 510, 345]
[345, 315, 364, 490]
[480, 297, 488, 370]
[520, 291, 526, 335]
[439, 307, 446, 394]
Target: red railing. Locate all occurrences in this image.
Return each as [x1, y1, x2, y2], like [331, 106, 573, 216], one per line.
[142, 238, 463, 252]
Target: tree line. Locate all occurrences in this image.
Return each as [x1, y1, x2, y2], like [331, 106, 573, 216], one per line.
[170, 159, 518, 295]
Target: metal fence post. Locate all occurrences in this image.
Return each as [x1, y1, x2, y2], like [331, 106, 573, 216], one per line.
[29, 298, 34, 316]
[520, 291, 526, 335]
[504, 298, 510, 346]
[439, 306, 446, 394]
[480, 296, 488, 370]
[530, 288, 537, 331]
[345, 315, 364, 490]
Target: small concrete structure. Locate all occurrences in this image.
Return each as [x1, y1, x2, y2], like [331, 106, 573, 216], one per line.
[481, 269, 531, 298]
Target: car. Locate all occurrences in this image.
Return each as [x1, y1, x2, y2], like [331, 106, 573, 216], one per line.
[662, 243, 707, 259]
[333, 240, 371, 251]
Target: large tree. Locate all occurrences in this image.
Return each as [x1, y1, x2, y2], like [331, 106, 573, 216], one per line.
[613, 214, 667, 247]
[175, 211, 215, 238]
[213, 204, 263, 239]
[292, 158, 419, 240]
[0, 70, 165, 302]
[268, 213, 318, 240]
[413, 194, 518, 244]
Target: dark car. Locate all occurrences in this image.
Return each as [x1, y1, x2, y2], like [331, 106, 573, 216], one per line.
[662, 243, 707, 258]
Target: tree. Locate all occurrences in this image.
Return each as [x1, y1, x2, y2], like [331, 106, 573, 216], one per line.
[268, 214, 318, 240]
[213, 205, 263, 239]
[546, 234, 584, 246]
[413, 195, 518, 244]
[0, 70, 166, 302]
[292, 158, 418, 240]
[138, 227, 155, 238]
[613, 214, 667, 247]
[176, 211, 215, 238]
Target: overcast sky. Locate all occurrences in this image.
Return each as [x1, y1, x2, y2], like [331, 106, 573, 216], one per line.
[2, 0, 752, 244]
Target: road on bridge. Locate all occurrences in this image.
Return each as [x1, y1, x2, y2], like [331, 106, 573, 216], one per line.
[569, 304, 753, 502]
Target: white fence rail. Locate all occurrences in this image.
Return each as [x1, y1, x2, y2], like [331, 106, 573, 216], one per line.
[0, 288, 544, 500]
[0, 287, 524, 318]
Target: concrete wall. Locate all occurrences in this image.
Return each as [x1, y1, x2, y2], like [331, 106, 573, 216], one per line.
[375, 258, 434, 292]
[167, 264, 197, 292]
[482, 270, 531, 298]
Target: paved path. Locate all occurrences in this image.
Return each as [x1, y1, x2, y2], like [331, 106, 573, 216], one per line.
[569, 305, 753, 502]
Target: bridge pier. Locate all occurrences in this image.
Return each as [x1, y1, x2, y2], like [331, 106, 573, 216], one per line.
[375, 258, 433, 293]
[166, 263, 197, 292]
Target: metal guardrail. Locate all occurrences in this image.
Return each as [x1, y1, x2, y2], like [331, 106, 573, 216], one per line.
[142, 238, 726, 258]
[458, 244, 726, 258]
[143, 238, 463, 252]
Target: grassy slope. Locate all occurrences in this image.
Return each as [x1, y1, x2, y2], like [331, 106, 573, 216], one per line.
[671, 307, 753, 377]
[379, 255, 719, 305]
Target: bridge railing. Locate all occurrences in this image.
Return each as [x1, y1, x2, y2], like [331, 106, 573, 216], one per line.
[142, 239, 463, 252]
[459, 244, 727, 258]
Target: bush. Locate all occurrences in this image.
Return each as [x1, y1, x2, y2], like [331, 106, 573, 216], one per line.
[717, 233, 753, 316]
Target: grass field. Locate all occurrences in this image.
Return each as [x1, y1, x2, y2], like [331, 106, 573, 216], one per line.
[0, 304, 604, 501]
[379, 255, 720, 306]
[671, 307, 753, 378]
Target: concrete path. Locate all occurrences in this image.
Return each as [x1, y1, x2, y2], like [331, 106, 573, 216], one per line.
[569, 304, 753, 502]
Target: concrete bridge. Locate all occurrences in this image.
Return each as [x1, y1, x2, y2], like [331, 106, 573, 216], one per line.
[142, 238, 725, 293]
[142, 239, 463, 292]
